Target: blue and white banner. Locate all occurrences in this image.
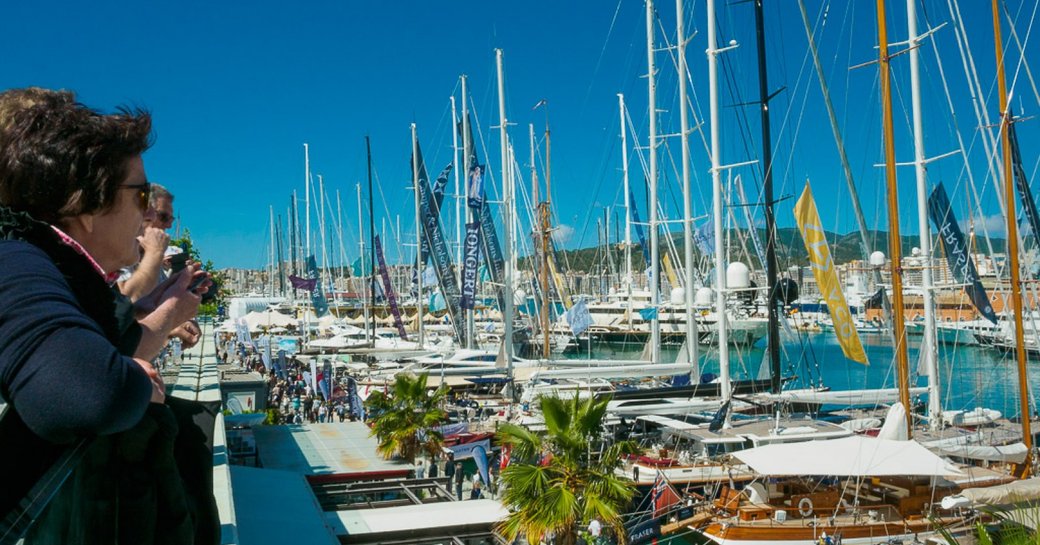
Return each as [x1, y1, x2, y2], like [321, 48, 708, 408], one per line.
[694, 220, 715, 255]
[305, 255, 329, 317]
[565, 298, 593, 335]
[466, 164, 486, 209]
[928, 182, 998, 323]
[414, 163, 454, 290]
[461, 221, 481, 310]
[414, 140, 467, 344]
[446, 438, 491, 460]
[320, 359, 332, 400]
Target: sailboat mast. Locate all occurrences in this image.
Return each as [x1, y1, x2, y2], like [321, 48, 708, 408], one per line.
[907, 0, 941, 430]
[357, 183, 369, 342]
[708, 0, 732, 404]
[618, 93, 634, 327]
[366, 136, 376, 345]
[304, 143, 311, 258]
[451, 96, 462, 283]
[993, 0, 1033, 476]
[269, 205, 276, 297]
[753, 0, 781, 394]
[646, 0, 662, 364]
[876, 0, 913, 435]
[530, 123, 549, 358]
[677, 0, 699, 370]
[797, 0, 894, 333]
[412, 123, 425, 348]
[496, 49, 515, 393]
[461, 75, 475, 349]
[276, 214, 285, 296]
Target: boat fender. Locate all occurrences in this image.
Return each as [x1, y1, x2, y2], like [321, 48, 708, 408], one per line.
[798, 498, 814, 517]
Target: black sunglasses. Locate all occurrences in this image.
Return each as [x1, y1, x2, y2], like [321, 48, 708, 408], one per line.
[120, 182, 151, 211]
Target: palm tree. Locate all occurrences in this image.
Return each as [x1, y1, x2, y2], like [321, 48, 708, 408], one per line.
[365, 372, 448, 464]
[496, 394, 638, 545]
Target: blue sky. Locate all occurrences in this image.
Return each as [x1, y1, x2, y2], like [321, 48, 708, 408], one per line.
[1, 0, 1036, 269]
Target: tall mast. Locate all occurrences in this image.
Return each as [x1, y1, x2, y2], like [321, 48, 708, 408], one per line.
[451, 95, 462, 282]
[619, 94, 633, 327]
[366, 136, 376, 346]
[708, 0, 732, 405]
[276, 214, 285, 296]
[646, 0, 662, 364]
[531, 123, 549, 359]
[876, 0, 913, 434]
[677, 0, 700, 371]
[269, 205, 276, 297]
[461, 75, 475, 349]
[496, 49, 514, 395]
[412, 123, 425, 348]
[753, 0, 781, 393]
[304, 143, 311, 257]
[907, 0, 941, 430]
[993, 0, 1033, 477]
[336, 190, 346, 307]
[357, 183, 369, 342]
[290, 191, 299, 279]
[318, 174, 329, 294]
[797, 0, 894, 333]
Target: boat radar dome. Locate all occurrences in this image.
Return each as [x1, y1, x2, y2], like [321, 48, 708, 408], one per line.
[726, 262, 751, 289]
[695, 287, 714, 306]
[670, 287, 685, 305]
[869, 251, 886, 267]
[513, 289, 527, 305]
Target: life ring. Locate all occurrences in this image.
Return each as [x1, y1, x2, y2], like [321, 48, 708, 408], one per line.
[798, 498, 814, 517]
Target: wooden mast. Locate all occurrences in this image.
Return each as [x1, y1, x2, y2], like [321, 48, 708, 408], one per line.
[875, 0, 913, 434]
[992, 0, 1033, 477]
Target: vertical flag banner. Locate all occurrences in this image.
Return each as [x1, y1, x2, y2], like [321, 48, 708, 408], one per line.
[467, 164, 486, 209]
[305, 255, 329, 317]
[794, 183, 868, 364]
[927, 183, 998, 323]
[628, 188, 651, 265]
[374, 235, 408, 339]
[414, 140, 467, 344]
[1010, 118, 1040, 244]
[461, 221, 481, 310]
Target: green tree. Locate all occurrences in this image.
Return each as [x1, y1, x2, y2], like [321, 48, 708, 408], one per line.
[365, 373, 448, 464]
[496, 394, 638, 545]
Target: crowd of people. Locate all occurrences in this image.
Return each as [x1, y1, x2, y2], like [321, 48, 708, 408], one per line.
[0, 88, 216, 544]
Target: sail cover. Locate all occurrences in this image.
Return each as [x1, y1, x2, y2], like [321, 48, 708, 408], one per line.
[733, 436, 960, 477]
[794, 183, 868, 364]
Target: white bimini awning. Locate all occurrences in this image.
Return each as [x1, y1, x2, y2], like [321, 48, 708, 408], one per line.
[732, 435, 961, 477]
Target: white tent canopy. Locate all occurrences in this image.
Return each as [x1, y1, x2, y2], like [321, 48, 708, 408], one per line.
[732, 436, 960, 477]
[242, 310, 295, 331]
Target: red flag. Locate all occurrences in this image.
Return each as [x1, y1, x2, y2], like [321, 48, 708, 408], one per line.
[652, 471, 682, 518]
[500, 444, 511, 469]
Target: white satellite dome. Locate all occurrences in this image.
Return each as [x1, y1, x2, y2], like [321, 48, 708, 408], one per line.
[695, 287, 714, 307]
[870, 251, 886, 267]
[513, 289, 527, 306]
[670, 287, 685, 305]
[726, 262, 751, 289]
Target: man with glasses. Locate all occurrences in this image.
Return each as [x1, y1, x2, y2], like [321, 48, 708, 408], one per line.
[118, 183, 173, 302]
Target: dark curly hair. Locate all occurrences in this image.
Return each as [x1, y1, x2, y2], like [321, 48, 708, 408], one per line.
[0, 87, 153, 224]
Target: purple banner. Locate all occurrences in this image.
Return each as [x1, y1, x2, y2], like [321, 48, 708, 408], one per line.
[374, 235, 409, 340]
[288, 274, 317, 291]
[461, 221, 481, 309]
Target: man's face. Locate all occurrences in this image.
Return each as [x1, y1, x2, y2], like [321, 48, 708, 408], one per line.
[148, 196, 174, 230]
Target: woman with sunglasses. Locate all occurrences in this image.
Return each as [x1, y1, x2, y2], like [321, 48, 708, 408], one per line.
[0, 88, 213, 544]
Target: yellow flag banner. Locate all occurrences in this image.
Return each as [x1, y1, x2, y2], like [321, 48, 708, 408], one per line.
[794, 183, 869, 365]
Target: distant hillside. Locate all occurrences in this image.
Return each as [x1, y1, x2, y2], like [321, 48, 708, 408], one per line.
[542, 227, 1007, 273]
